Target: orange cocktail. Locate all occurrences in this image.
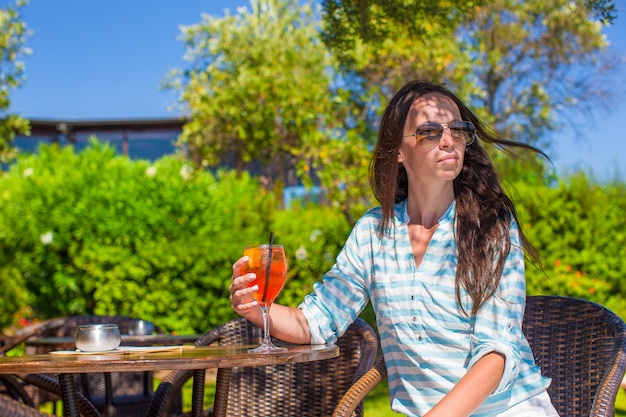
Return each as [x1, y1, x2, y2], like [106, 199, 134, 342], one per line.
[243, 244, 288, 353]
[243, 245, 287, 305]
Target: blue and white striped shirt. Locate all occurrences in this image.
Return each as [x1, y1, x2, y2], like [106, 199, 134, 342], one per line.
[299, 200, 551, 416]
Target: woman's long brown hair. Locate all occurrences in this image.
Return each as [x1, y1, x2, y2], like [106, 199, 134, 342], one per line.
[370, 80, 545, 316]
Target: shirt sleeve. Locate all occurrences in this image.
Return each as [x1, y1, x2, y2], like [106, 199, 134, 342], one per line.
[298, 219, 370, 344]
[467, 219, 527, 393]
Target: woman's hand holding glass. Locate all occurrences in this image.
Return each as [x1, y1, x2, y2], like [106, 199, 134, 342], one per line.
[230, 256, 261, 316]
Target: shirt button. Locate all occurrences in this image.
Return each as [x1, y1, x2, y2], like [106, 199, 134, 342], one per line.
[418, 335, 423, 341]
[412, 316, 417, 322]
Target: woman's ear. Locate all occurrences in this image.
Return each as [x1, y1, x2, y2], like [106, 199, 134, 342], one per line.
[397, 150, 405, 163]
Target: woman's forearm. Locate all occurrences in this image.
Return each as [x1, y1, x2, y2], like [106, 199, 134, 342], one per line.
[236, 303, 311, 344]
[266, 304, 311, 344]
[425, 351, 505, 417]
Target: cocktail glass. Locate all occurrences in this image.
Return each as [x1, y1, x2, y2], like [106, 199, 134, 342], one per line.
[243, 244, 288, 353]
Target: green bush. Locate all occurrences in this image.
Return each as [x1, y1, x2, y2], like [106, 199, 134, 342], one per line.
[511, 173, 626, 317]
[272, 203, 352, 306]
[0, 139, 276, 333]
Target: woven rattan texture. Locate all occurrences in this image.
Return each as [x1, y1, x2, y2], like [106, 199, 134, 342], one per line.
[523, 296, 626, 417]
[0, 373, 100, 417]
[0, 394, 51, 417]
[147, 317, 378, 417]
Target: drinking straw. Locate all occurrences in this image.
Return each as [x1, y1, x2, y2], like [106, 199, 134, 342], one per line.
[262, 232, 273, 302]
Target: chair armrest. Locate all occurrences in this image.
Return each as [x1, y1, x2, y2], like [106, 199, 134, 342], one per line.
[17, 374, 101, 417]
[590, 309, 626, 416]
[0, 334, 33, 354]
[332, 356, 388, 417]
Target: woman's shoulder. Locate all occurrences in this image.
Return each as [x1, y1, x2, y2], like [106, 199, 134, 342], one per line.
[361, 205, 383, 219]
[356, 204, 402, 227]
[351, 202, 406, 237]
[359, 201, 405, 222]
[351, 207, 383, 234]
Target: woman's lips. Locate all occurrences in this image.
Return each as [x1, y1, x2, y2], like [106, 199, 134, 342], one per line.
[438, 155, 458, 163]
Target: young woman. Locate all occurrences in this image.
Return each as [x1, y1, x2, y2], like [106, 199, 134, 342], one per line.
[230, 80, 559, 417]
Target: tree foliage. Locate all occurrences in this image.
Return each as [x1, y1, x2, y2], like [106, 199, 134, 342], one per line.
[319, 0, 487, 68]
[320, 0, 616, 68]
[167, 0, 384, 223]
[167, 0, 621, 225]
[167, 0, 339, 191]
[315, 0, 619, 194]
[0, 0, 30, 163]
[461, 0, 617, 148]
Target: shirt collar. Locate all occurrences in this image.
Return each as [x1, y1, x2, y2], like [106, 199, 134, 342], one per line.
[396, 199, 456, 225]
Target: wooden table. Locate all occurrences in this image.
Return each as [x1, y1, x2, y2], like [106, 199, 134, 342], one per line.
[0, 344, 339, 417]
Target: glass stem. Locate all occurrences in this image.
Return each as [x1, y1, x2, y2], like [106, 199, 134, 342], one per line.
[261, 304, 272, 345]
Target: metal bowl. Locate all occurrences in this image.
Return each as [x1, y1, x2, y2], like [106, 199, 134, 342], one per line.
[74, 324, 121, 352]
[128, 319, 154, 336]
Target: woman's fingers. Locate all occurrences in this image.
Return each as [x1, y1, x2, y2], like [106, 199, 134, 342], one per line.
[230, 256, 259, 312]
[231, 256, 248, 280]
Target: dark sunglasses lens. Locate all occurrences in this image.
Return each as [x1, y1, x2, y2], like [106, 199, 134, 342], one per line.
[449, 121, 471, 131]
[415, 124, 444, 143]
[449, 121, 475, 144]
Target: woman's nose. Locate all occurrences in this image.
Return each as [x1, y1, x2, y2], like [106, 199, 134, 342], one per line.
[439, 127, 455, 148]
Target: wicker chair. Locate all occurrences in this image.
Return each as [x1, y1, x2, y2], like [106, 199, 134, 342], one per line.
[0, 318, 69, 354]
[2, 315, 165, 417]
[1, 318, 102, 417]
[0, 373, 101, 417]
[0, 375, 36, 407]
[0, 394, 52, 417]
[523, 296, 626, 416]
[332, 295, 626, 417]
[147, 317, 379, 417]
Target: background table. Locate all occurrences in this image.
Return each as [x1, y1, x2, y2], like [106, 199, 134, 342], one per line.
[0, 344, 339, 417]
[23, 334, 201, 416]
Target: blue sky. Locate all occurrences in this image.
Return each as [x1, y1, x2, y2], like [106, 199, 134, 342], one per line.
[2, 0, 625, 180]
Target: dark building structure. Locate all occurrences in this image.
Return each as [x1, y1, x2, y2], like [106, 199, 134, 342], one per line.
[14, 117, 188, 160]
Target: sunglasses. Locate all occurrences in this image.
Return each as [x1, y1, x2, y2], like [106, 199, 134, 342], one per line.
[403, 121, 476, 147]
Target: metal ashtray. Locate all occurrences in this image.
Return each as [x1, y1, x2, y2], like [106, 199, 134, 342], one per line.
[74, 323, 121, 352]
[128, 319, 154, 336]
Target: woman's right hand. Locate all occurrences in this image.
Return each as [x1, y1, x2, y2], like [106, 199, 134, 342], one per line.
[229, 256, 260, 318]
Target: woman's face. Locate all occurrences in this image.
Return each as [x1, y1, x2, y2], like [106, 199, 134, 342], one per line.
[397, 92, 466, 188]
